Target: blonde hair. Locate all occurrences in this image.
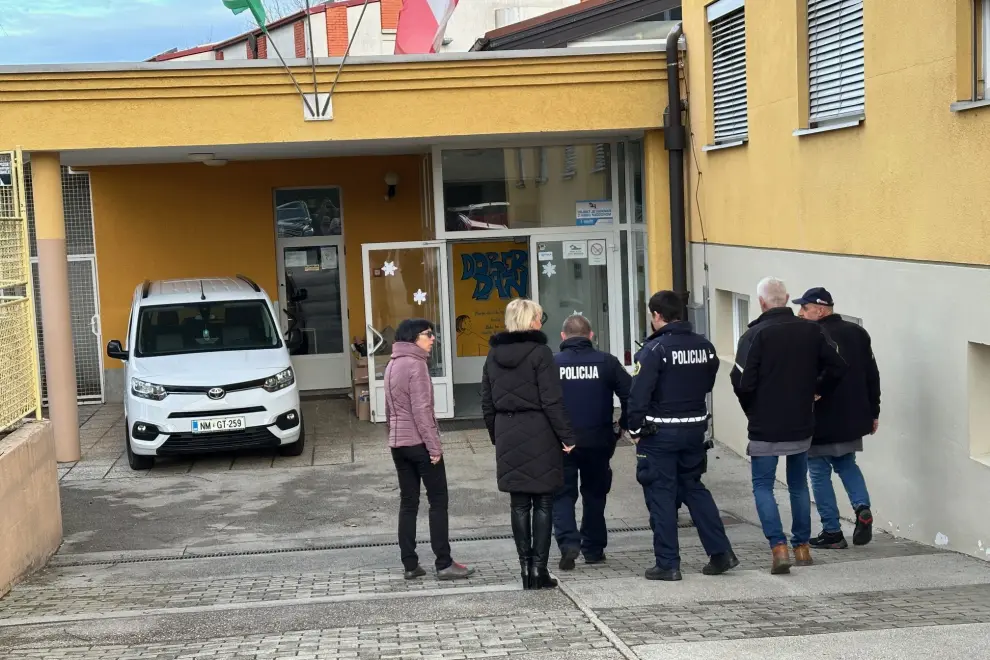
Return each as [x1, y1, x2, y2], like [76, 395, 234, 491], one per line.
[505, 298, 543, 332]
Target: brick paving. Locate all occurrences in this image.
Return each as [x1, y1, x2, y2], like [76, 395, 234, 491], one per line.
[598, 583, 990, 645]
[4, 610, 608, 659]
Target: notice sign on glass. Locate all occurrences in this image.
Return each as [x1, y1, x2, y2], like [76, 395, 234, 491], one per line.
[0, 159, 10, 187]
[576, 199, 613, 226]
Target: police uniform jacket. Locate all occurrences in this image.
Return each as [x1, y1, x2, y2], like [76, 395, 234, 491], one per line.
[481, 330, 577, 494]
[814, 314, 881, 444]
[554, 337, 631, 449]
[730, 307, 846, 444]
[628, 321, 718, 435]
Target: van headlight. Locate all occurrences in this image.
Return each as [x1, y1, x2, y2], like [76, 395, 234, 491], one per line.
[264, 368, 295, 393]
[131, 378, 167, 401]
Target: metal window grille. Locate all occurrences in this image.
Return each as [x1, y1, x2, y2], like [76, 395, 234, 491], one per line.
[24, 164, 103, 404]
[0, 150, 42, 431]
[808, 0, 865, 124]
[562, 146, 577, 180]
[592, 143, 608, 173]
[709, 2, 749, 143]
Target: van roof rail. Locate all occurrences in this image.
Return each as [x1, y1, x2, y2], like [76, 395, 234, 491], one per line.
[141, 280, 151, 299]
[236, 274, 261, 292]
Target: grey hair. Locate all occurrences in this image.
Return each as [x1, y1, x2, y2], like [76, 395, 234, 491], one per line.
[757, 277, 789, 308]
[562, 314, 592, 337]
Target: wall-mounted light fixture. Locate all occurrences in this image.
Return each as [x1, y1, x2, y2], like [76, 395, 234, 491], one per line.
[384, 172, 399, 200]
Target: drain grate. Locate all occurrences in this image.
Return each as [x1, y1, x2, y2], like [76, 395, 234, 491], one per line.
[52, 516, 743, 568]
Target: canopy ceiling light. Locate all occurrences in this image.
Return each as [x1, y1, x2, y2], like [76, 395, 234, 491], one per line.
[203, 159, 228, 167]
[188, 153, 215, 162]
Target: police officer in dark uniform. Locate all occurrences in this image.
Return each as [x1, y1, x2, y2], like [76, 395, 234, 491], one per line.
[629, 291, 738, 581]
[552, 314, 631, 570]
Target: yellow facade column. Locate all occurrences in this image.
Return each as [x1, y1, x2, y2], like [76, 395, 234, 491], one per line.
[32, 152, 80, 463]
[643, 129, 672, 293]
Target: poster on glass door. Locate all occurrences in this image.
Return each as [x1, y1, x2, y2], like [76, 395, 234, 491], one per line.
[575, 199, 613, 226]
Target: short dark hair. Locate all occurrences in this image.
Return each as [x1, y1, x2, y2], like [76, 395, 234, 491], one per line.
[648, 291, 684, 323]
[455, 315, 469, 331]
[395, 318, 435, 343]
[561, 314, 592, 338]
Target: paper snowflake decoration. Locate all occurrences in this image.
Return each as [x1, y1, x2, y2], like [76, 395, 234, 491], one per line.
[572, 310, 584, 316]
[542, 262, 557, 277]
[413, 289, 427, 305]
[382, 261, 398, 277]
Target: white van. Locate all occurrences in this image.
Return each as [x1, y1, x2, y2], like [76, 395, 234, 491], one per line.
[106, 276, 304, 470]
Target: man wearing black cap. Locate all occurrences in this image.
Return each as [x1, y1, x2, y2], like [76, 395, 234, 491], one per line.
[794, 287, 880, 549]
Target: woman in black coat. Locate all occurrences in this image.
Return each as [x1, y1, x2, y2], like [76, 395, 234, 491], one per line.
[481, 298, 576, 589]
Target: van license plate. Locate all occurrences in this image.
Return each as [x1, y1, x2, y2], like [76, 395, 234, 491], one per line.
[191, 417, 245, 433]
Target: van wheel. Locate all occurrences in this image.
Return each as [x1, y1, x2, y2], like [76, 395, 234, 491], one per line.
[279, 424, 306, 457]
[125, 420, 155, 470]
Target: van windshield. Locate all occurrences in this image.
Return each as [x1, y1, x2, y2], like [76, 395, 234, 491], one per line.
[135, 300, 281, 357]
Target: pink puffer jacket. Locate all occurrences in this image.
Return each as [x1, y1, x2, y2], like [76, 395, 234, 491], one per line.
[384, 342, 442, 456]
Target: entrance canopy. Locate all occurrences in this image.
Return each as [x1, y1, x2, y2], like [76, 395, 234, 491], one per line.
[0, 46, 669, 154]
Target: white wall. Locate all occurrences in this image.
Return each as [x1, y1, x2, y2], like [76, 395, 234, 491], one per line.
[441, 0, 579, 52]
[169, 51, 217, 62]
[692, 242, 990, 562]
[346, 3, 385, 55]
[309, 13, 328, 57]
[268, 22, 297, 59]
[221, 42, 248, 60]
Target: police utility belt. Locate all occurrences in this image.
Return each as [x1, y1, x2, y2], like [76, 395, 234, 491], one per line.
[636, 414, 710, 437]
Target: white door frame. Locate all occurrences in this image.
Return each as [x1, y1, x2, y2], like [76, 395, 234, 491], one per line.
[361, 239, 455, 422]
[275, 234, 351, 390]
[528, 231, 623, 361]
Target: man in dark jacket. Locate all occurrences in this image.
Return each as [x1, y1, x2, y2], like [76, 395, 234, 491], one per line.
[794, 287, 880, 549]
[730, 277, 847, 575]
[552, 314, 631, 570]
[629, 291, 736, 581]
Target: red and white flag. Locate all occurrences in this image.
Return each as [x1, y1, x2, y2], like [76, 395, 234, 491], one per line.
[394, 0, 459, 55]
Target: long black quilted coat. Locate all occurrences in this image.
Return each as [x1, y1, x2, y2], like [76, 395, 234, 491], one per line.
[481, 330, 576, 494]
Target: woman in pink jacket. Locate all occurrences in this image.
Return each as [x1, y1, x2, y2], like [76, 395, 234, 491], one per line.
[385, 318, 474, 581]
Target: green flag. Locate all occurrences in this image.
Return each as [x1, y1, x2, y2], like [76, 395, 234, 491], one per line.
[222, 0, 267, 28]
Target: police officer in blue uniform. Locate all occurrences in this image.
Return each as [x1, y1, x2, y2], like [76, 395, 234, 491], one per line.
[552, 314, 631, 570]
[629, 291, 738, 581]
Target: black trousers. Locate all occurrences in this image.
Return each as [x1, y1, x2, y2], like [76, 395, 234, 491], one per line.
[391, 445, 452, 571]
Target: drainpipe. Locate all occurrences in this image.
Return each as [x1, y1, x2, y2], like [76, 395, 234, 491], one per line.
[664, 23, 687, 300]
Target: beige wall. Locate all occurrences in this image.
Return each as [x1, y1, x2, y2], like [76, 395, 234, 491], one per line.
[693, 243, 990, 562]
[0, 421, 62, 597]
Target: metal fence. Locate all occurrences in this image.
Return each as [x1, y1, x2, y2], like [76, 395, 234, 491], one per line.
[0, 150, 41, 431]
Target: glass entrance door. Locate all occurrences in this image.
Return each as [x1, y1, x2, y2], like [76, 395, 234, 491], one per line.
[362, 241, 455, 422]
[530, 234, 620, 355]
[276, 235, 350, 390]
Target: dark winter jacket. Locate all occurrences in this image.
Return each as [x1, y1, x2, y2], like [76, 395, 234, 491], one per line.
[481, 330, 576, 494]
[555, 337, 631, 448]
[813, 314, 881, 444]
[730, 307, 847, 444]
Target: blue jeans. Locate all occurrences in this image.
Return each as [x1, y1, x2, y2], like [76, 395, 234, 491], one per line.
[637, 428, 731, 570]
[750, 452, 811, 548]
[808, 453, 871, 533]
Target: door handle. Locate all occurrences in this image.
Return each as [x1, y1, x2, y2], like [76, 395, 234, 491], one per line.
[366, 325, 385, 354]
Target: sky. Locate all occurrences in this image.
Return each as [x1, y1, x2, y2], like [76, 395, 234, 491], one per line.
[0, 0, 251, 65]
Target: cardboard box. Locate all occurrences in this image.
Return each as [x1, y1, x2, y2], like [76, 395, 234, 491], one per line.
[351, 353, 368, 384]
[357, 388, 371, 421]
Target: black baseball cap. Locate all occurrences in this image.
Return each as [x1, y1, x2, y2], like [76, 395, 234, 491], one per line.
[792, 287, 834, 306]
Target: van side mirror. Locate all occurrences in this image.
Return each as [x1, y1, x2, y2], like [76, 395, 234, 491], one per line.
[106, 339, 128, 361]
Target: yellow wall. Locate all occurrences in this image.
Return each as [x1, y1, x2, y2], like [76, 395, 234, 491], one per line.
[682, 0, 990, 266]
[91, 155, 425, 367]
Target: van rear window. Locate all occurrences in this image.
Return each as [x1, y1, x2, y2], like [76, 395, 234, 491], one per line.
[135, 301, 280, 357]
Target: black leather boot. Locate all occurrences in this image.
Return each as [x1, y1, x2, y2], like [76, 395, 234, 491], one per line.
[531, 494, 557, 589]
[510, 493, 533, 589]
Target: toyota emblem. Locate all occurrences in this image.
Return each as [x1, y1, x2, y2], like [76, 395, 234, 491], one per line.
[207, 387, 226, 400]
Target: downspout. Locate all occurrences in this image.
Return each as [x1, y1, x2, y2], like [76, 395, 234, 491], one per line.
[664, 23, 687, 300]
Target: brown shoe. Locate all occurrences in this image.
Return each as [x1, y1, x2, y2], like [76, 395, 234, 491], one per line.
[793, 544, 813, 566]
[771, 543, 791, 575]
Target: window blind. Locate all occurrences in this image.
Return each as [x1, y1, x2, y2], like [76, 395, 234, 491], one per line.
[710, 5, 748, 143]
[808, 0, 865, 123]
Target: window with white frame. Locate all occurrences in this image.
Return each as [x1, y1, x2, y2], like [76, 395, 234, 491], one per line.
[974, 0, 990, 100]
[807, 0, 865, 126]
[708, 0, 748, 144]
[732, 293, 750, 349]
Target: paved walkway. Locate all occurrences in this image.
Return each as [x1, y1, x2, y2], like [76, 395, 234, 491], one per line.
[1, 400, 989, 658]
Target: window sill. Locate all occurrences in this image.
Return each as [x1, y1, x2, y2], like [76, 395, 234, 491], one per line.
[793, 116, 864, 137]
[971, 454, 990, 470]
[702, 139, 747, 152]
[950, 98, 990, 113]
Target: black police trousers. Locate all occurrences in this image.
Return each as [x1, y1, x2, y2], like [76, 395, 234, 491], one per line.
[636, 427, 731, 570]
[552, 445, 614, 559]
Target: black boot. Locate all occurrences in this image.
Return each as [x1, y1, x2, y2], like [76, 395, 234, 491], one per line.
[532, 494, 558, 589]
[510, 493, 534, 590]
